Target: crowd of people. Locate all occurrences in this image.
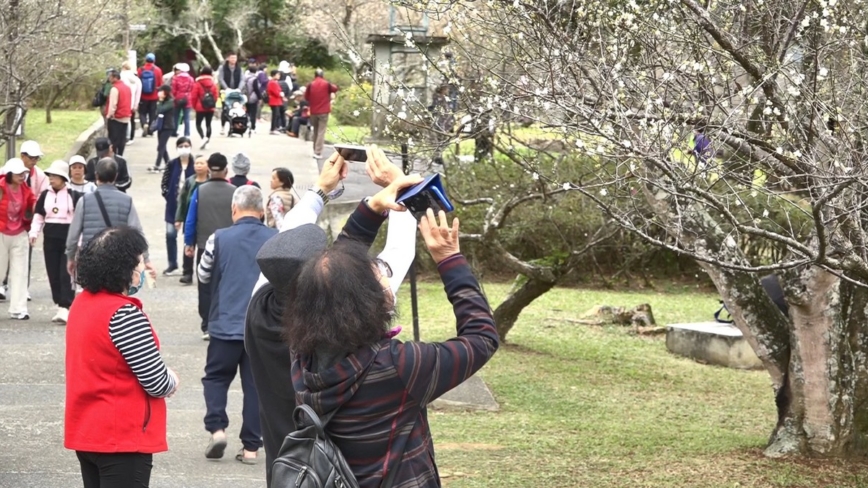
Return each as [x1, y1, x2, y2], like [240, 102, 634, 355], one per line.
[12, 128, 501, 486]
[0, 46, 499, 488]
[95, 52, 340, 170]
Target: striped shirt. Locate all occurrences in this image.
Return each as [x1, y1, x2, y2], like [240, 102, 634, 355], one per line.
[108, 305, 176, 398]
[292, 254, 499, 488]
[197, 233, 216, 283]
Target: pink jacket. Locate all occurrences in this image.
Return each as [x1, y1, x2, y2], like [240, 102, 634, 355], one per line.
[29, 186, 76, 239]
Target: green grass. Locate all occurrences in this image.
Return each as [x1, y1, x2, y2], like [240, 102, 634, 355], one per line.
[16, 109, 98, 164]
[404, 282, 868, 487]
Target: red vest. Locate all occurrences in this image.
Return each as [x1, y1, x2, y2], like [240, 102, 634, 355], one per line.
[106, 81, 133, 119]
[64, 291, 168, 454]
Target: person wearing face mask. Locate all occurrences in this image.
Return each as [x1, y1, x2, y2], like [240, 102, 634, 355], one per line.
[65, 226, 179, 488]
[0, 158, 36, 320]
[196, 185, 275, 463]
[161, 137, 195, 276]
[29, 160, 84, 324]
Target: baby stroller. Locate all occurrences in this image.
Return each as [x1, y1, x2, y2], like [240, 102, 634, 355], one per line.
[222, 89, 249, 137]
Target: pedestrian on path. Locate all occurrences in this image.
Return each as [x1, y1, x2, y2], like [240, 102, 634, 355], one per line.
[266, 70, 285, 135]
[191, 66, 219, 150]
[242, 66, 262, 134]
[228, 153, 259, 188]
[305, 68, 339, 158]
[65, 226, 179, 488]
[86, 138, 132, 193]
[161, 137, 195, 276]
[172, 63, 194, 137]
[198, 185, 274, 464]
[149, 86, 176, 173]
[176, 154, 209, 285]
[184, 153, 235, 339]
[0, 158, 35, 320]
[120, 62, 142, 146]
[265, 167, 295, 229]
[68, 156, 97, 194]
[66, 158, 153, 278]
[104, 68, 132, 157]
[29, 160, 82, 324]
[138, 53, 164, 137]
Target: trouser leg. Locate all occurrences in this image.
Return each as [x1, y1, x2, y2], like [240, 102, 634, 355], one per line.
[166, 222, 178, 269]
[196, 247, 210, 333]
[239, 347, 263, 451]
[270, 106, 280, 131]
[78, 451, 153, 488]
[202, 337, 241, 433]
[8, 234, 28, 315]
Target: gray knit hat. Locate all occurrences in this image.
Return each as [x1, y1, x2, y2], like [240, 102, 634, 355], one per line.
[256, 224, 328, 292]
[232, 152, 251, 175]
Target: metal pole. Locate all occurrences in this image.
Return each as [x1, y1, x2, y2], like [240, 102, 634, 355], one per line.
[402, 143, 420, 342]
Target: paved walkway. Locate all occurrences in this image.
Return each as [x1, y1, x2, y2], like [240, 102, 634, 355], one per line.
[0, 120, 327, 487]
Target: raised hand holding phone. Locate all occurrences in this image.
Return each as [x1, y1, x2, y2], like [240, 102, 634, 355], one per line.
[316, 151, 348, 194]
[364, 145, 403, 187]
[419, 208, 460, 264]
[368, 174, 425, 214]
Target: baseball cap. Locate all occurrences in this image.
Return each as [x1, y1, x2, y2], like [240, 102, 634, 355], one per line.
[94, 137, 111, 154]
[145, 53, 156, 62]
[207, 153, 228, 171]
[4, 158, 28, 175]
[20, 140, 43, 157]
[69, 155, 87, 167]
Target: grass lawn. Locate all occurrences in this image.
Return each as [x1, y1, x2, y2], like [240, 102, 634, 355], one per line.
[16, 109, 98, 164]
[406, 282, 868, 487]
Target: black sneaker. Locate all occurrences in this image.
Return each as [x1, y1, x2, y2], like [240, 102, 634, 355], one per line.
[179, 274, 193, 285]
[163, 265, 179, 276]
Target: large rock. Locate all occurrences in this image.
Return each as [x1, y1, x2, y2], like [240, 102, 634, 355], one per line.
[665, 322, 763, 370]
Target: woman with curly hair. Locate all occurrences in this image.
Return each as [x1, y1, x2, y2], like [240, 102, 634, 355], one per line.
[65, 226, 179, 488]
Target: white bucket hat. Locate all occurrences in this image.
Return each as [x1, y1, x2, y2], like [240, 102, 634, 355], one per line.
[20, 140, 43, 158]
[69, 155, 87, 167]
[44, 160, 70, 182]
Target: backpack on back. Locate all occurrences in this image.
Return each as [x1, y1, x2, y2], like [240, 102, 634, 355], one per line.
[272, 404, 360, 488]
[141, 66, 156, 95]
[201, 87, 216, 110]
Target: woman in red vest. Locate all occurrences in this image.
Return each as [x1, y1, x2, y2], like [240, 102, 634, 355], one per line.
[65, 226, 179, 488]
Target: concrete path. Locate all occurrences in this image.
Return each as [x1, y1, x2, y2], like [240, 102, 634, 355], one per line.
[0, 121, 323, 488]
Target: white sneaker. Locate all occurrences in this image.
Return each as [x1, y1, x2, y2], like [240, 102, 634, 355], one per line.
[10, 312, 29, 320]
[202, 332, 210, 341]
[127, 139, 135, 146]
[201, 138, 209, 150]
[51, 307, 69, 324]
[219, 128, 225, 136]
[0, 285, 7, 301]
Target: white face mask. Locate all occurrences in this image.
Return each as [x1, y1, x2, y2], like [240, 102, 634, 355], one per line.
[178, 147, 192, 156]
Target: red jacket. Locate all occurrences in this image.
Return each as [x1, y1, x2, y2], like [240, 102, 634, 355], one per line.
[171, 72, 195, 106]
[305, 77, 340, 115]
[138, 63, 164, 101]
[190, 76, 219, 113]
[105, 80, 132, 119]
[65, 292, 168, 454]
[266, 79, 284, 107]
[0, 178, 35, 233]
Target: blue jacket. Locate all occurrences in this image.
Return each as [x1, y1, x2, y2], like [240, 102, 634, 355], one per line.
[162, 157, 195, 224]
[184, 187, 199, 246]
[206, 217, 276, 340]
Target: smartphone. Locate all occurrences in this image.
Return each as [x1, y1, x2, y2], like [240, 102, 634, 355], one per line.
[396, 173, 455, 220]
[334, 144, 368, 163]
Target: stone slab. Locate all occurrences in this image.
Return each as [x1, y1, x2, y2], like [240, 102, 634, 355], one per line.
[431, 375, 499, 412]
[666, 322, 763, 370]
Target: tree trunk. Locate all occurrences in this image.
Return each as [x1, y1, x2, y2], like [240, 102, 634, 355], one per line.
[493, 276, 556, 340]
[762, 271, 868, 457]
[45, 84, 60, 124]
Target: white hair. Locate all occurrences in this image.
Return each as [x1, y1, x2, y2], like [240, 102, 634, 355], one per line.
[232, 185, 263, 212]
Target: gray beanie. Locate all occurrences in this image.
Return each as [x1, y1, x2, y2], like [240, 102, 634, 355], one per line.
[232, 152, 251, 175]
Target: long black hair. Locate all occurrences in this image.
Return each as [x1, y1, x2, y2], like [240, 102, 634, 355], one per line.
[76, 226, 148, 294]
[283, 241, 391, 356]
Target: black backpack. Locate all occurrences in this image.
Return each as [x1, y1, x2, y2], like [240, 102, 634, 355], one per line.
[92, 85, 107, 107]
[272, 404, 404, 488]
[201, 90, 216, 110]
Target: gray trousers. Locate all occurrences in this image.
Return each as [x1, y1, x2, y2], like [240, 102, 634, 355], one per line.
[310, 113, 329, 156]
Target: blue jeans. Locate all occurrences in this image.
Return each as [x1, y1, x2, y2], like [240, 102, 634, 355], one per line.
[166, 222, 178, 269]
[175, 107, 191, 136]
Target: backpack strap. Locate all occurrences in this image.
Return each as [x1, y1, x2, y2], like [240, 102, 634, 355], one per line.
[93, 191, 112, 227]
[714, 301, 733, 324]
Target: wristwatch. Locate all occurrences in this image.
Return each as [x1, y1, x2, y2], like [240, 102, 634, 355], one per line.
[310, 186, 329, 205]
